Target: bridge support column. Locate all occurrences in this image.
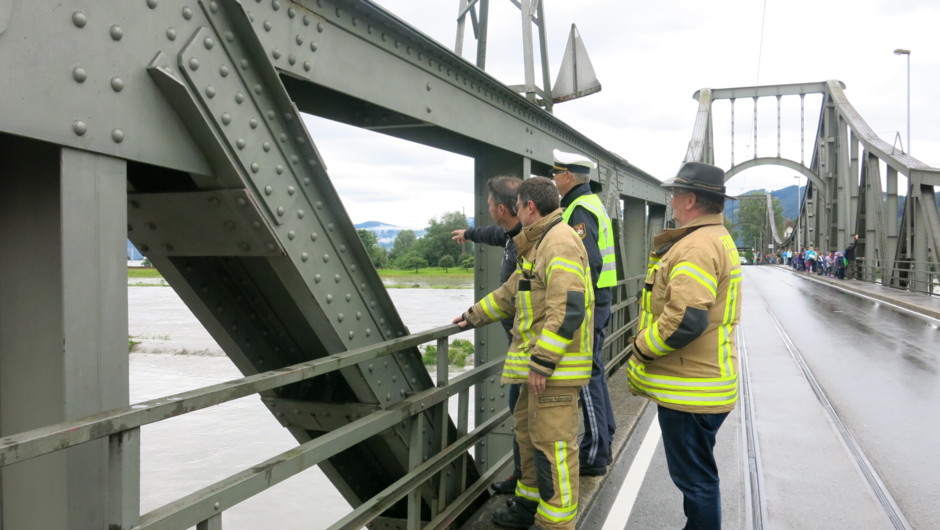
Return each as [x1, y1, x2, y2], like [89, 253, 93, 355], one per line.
[471, 149, 527, 474]
[0, 136, 136, 529]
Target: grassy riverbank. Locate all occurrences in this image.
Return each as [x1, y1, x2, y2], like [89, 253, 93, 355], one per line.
[129, 267, 472, 288]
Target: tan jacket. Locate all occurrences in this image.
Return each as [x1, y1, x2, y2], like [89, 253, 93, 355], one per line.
[465, 209, 594, 386]
[628, 213, 743, 413]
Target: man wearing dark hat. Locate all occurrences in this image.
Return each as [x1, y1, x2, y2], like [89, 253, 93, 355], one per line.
[552, 149, 618, 477]
[628, 161, 742, 530]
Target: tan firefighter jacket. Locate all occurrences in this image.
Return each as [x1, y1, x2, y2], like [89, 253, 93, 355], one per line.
[464, 209, 594, 386]
[628, 213, 743, 413]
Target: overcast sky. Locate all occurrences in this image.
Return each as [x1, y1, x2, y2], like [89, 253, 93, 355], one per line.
[301, 0, 940, 228]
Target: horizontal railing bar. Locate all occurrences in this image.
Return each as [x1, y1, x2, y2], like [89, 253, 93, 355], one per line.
[425, 452, 514, 529]
[135, 357, 503, 530]
[609, 345, 636, 373]
[329, 407, 512, 529]
[606, 317, 639, 345]
[0, 324, 464, 467]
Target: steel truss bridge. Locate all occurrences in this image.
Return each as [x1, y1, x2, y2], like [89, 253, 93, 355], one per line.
[1, 1, 938, 529]
[686, 82, 940, 292]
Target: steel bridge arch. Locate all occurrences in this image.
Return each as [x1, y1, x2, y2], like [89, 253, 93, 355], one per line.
[725, 157, 822, 191]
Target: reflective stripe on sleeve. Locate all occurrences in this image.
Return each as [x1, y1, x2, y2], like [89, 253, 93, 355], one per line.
[481, 293, 509, 320]
[669, 261, 717, 297]
[537, 329, 572, 355]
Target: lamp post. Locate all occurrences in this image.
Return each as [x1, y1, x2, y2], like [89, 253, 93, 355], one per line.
[894, 48, 911, 155]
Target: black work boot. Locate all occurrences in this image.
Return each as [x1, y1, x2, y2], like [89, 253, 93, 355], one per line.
[491, 473, 519, 494]
[491, 497, 537, 529]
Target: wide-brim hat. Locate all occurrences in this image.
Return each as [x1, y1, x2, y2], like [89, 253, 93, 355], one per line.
[661, 162, 735, 199]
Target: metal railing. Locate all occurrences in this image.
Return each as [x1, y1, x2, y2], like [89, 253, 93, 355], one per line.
[0, 324, 508, 529]
[1, 281, 643, 529]
[856, 258, 940, 296]
[604, 274, 644, 372]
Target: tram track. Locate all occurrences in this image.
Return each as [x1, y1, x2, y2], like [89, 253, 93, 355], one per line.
[737, 323, 768, 530]
[753, 286, 914, 530]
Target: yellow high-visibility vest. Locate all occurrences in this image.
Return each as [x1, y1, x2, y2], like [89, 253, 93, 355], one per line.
[562, 194, 617, 287]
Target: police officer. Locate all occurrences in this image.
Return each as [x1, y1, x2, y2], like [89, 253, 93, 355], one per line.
[551, 149, 617, 476]
[629, 162, 742, 529]
[454, 176, 593, 530]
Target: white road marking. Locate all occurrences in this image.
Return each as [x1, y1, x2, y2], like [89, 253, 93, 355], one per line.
[601, 411, 661, 530]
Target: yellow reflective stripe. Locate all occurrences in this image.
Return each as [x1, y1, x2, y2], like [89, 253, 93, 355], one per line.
[519, 257, 534, 274]
[517, 291, 534, 348]
[550, 372, 592, 380]
[719, 273, 741, 377]
[555, 441, 572, 506]
[502, 351, 530, 379]
[670, 261, 717, 297]
[563, 194, 617, 288]
[629, 366, 737, 389]
[537, 329, 572, 355]
[627, 364, 739, 406]
[481, 293, 509, 320]
[516, 481, 540, 501]
[643, 322, 675, 357]
[546, 257, 587, 287]
[538, 501, 578, 523]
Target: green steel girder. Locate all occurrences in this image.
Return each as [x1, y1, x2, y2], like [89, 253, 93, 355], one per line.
[689, 78, 940, 292]
[129, 1, 480, 522]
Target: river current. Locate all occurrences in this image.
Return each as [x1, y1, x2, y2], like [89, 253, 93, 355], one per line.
[129, 285, 474, 529]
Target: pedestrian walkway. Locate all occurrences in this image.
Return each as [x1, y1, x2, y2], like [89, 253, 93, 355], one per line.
[777, 265, 940, 321]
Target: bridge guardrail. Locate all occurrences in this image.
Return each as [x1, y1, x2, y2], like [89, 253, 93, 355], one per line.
[857, 259, 940, 296]
[0, 324, 502, 529]
[1, 275, 644, 529]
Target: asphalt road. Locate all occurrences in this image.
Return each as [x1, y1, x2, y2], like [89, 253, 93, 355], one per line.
[583, 266, 940, 529]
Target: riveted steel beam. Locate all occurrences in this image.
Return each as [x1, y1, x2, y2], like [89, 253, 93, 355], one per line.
[249, 0, 664, 205]
[125, 1, 485, 519]
[262, 398, 380, 431]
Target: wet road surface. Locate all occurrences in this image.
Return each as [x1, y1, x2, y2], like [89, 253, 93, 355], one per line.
[584, 266, 940, 529]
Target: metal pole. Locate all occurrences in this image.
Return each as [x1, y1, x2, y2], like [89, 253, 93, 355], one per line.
[906, 53, 911, 156]
[794, 176, 800, 248]
[893, 48, 911, 155]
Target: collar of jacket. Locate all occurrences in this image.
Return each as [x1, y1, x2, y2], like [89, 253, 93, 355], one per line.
[506, 221, 522, 238]
[652, 213, 724, 254]
[513, 208, 563, 254]
[560, 182, 592, 209]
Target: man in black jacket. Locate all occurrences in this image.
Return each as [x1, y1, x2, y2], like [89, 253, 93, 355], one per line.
[452, 175, 523, 492]
[551, 149, 617, 477]
[845, 234, 859, 279]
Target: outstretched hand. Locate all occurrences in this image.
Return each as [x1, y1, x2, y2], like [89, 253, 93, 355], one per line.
[452, 314, 469, 328]
[451, 229, 467, 244]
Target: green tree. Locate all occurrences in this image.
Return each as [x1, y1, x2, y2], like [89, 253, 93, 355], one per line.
[414, 211, 468, 266]
[389, 229, 416, 262]
[459, 253, 475, 270]
[356, 229, 388, 268]
[438, 255, 455, 272]
[723, 216, 738, 243]
[406, 254, 428, 273]
[736, 194, 785, 251]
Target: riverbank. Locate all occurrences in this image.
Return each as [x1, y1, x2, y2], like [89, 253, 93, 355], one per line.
[129, 267, 472, 288]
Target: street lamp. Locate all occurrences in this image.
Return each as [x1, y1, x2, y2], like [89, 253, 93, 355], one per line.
[893, 48, 911, 155]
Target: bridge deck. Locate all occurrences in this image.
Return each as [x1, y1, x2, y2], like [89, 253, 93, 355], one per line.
[465, 266, 940, 529]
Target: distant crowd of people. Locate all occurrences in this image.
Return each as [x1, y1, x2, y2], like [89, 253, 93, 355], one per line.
[758, 235, 860, 280]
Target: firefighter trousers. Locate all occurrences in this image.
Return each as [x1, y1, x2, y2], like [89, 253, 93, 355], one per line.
[513, 385, 581, 530]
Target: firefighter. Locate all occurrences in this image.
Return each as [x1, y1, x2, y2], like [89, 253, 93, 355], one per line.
[629, 162, 742, 530]
[454, 176, 593, 530]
